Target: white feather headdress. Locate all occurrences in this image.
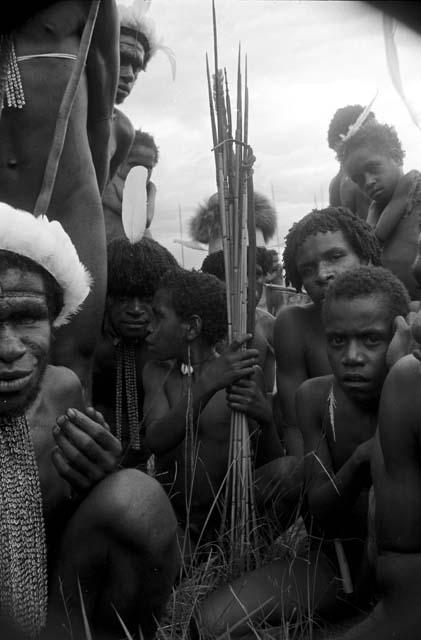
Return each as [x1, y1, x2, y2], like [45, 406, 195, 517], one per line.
[0, 203, 92, 327]
[118, 0, 176, 80]
[339, 90, 379, 144]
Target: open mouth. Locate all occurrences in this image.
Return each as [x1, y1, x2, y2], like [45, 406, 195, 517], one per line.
[0, 372, 32, 393]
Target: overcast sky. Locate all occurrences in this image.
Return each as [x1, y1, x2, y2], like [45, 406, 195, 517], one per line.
[118, 0, 421, 269]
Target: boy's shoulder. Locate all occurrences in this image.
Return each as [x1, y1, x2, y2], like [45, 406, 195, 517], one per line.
[275, 301, 318, 333]
[297, 374, 334, 406]
[143, 359, 176, 385]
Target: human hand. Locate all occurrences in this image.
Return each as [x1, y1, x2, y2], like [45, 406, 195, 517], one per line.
[201, 333, 259, 393]
[386, 313, 419, 369]
[226, 368, 272, 428]
[51, 407, 122, 494]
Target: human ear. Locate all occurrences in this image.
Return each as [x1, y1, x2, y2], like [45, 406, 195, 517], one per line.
[186, 315, 202, 341]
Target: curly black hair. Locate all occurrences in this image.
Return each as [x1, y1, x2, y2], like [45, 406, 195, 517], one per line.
[107, 237, 179, 299]
[327, 105, 375, 151]
[158, 269, 227, 346]
[338, 120, 405, 166]
[283, 207, 382, 292]
[201, 247, 273, 281]
[0, 250, 63, 322]
[323, 265, 410, 323]
[131, 130, 159, 165]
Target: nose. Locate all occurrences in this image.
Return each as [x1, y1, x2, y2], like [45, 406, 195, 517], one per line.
[315, 261, 334, 285]
[0, 325, 26, 364]
[120, 64, 135, 83]
[364, 172, 376, 191]
[126, 298, 147, 316]
[343, 339, 364, 365]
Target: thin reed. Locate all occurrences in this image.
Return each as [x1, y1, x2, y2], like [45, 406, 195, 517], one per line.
[207, 0, 259, 577]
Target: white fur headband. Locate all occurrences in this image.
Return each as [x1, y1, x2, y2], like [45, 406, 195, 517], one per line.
[0, 203, 92, 327]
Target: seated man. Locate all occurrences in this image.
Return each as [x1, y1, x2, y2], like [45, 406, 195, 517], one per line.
[198, 266, 410, 638]
[274, 207, 381, 458]
[0, 203, 178, 640]
[103, 129, 159, 243]
[340, 119, 421, 300]
[201, 246, 275, 393]
[143, 269, 283, 555]
[328, 105, 375, 220]
[92, 236, 179, 471]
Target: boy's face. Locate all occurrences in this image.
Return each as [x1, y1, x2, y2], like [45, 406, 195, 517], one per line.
[343, 145, 402, 206]
[107, 294, 152, 342]
[296, 230, 364, 304]
[325, 293, 393, 403]
[146, 289, 187, 361]
[0, 267, 51, 416]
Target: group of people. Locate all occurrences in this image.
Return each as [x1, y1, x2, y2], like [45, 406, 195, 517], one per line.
[1, 2, 421, 640]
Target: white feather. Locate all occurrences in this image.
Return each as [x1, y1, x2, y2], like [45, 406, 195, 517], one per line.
[122, 166, 148, 243]
[340, 90, 379, 143]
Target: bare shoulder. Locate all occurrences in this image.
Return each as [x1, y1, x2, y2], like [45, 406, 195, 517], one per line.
[274, 302, 316, 337]
[255, 307, 274, 335]
[143, 360, 174, 389]
[384, 354, 421, 399]
[296, 374, 332, 408]
[113, 109, 135, 146]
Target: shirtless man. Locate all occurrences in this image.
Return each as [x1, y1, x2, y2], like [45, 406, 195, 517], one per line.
[143, 269, 282, 553]
[0, 203, 178, 640]
[198, 265, 410, 638]
[201, 246, 276, 393]
[102, 129, 159, 242]
[340, 118, 421, 300]
[274, 207, 381, 458]
[92, 236, 179, 470]
[0, 0, 119, 393]
[328, 105, 374, 220]
[109, 3, 171, 181]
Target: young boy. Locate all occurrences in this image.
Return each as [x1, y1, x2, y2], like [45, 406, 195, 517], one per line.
[198, 266, 410, 638]
[340, 119, 421, 300]
[201, 247, 276, 393]
[143, 269, 283, 551]
[274, 207, 381, 457]
[92, 237, 179, 470]
[328, 105, 375, 220]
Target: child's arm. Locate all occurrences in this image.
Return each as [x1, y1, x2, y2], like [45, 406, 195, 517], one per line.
[298, 379, 372, 527]
[144, 336, 259, 455]
[370, 174, 413, 244]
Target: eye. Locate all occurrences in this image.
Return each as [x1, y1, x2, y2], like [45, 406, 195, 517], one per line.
[328, 335, 345, 347]
[364, 334, 381, 346]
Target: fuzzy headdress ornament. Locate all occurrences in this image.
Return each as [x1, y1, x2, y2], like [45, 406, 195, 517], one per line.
[0, 203, 91, 327]
[189, 191, 277, 253]
[118, 0, 176, 80]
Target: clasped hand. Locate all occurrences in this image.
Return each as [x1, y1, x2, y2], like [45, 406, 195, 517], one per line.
[52, 407, 122, 494]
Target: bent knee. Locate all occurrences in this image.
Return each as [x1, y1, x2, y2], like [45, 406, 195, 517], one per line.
[85, 469, 178, 550]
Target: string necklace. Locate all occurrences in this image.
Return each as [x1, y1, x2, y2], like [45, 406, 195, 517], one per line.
[0, 413, 47, 637]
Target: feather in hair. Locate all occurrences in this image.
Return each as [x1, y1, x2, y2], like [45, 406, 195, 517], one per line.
[340, 90, 379, 143]
[122, 166, 148, 244]
[383, 15, 421, 131]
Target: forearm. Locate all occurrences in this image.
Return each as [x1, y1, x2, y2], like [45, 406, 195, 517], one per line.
[308, 450, 369, 524]
[146, 380, 214, 454]
[88, 119, 112, 194]
[254, 417, 284, 467]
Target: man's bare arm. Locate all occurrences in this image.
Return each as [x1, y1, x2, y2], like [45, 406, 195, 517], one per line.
[274, 307, 308, 457]
[86, 0, 119, 192]
[298, 379, 372, 528]
[370, 173, 413, 244]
